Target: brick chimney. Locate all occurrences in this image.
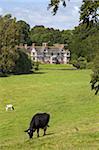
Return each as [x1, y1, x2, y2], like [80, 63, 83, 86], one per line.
[24, 44, 27, 49]
[42, 43, 47, 48]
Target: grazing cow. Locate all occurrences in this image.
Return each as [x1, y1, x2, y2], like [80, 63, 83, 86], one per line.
[24, 113, 50, 139]
[6, 104, 14, 111]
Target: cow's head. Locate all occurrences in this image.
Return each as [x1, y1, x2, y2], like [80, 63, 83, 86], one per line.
[24, 128, 35, 139]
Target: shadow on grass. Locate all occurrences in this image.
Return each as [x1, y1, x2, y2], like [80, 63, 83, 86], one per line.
[0, 71, 46, 78]
[0, 74, 10, 78]
[46, 132, 55, 136]
[40, 68, 77, 71]
[15, 71, 46, 76]
[33, 71, 46, 75]
[25, 132, 55, 142]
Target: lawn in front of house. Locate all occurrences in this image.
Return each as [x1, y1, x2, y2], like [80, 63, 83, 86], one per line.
[0, 65, 99, 150]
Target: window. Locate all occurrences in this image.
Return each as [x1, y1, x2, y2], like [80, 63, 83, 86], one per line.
[43, 52, 46, 55]
[51, 52, 53, 56]
[44, 49, 47, 52]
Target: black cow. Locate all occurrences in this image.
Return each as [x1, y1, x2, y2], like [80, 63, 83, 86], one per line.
[24, 113, 50, 139]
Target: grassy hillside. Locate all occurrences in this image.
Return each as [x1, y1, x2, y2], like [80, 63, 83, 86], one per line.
[0, 64, 99, 150]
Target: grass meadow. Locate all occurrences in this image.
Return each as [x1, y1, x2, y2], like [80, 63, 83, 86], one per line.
[0, 64, 99, 150]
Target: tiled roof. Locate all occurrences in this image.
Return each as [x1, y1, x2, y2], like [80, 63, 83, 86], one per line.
[17, 44, 69, 55]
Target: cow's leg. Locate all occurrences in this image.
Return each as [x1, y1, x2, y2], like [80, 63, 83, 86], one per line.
[37, 128, 39, 137]
[43, 126, 47, 136]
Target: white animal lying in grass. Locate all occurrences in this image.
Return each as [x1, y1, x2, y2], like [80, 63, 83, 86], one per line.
[6, 104, 14, 111]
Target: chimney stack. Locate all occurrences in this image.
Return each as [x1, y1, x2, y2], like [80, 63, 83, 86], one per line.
[42, 43, 47, 48]
[24, 44, 27, 49]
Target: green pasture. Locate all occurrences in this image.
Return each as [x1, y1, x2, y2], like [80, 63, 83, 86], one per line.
[0, 64, 99, 150]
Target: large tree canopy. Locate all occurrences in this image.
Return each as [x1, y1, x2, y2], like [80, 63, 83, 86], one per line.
[0, 14, 19, 75]
[69, 23, 99, 62]
[0, 14, 32, 75]
[17, 20, 31, 45]
[80, 0, 99, 26]
[49, 0, 99, 25]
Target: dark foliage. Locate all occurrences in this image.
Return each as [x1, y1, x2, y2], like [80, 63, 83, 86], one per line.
[48, 0, 67, 15]
[14, 49, 32, 74]
[72, 57, 87, 69]
[90, 54, 99, 95]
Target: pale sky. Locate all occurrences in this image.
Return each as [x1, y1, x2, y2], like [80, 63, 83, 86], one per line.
[0, 0, 82, 30]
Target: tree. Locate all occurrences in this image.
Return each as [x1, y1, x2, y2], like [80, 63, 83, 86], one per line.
[48, 0, 66, 15]
[61, 30, 73, 47]
[49, 0, 99, 26]
[69, 23, 99, 62]
[0, 14, 33, 76]
[17, 20, 31, 45]
[90, 54, 99, 95]
[0, 14, 19, 75]
[79, 1, 99, 95]
[14, 49, 32, 74]
[0, 47, 18, 75]
[0, 14, 19, 47]
[80, 0, 99, 26]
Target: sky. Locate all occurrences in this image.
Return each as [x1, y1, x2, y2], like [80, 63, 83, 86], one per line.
[0, 0, 82, 30]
